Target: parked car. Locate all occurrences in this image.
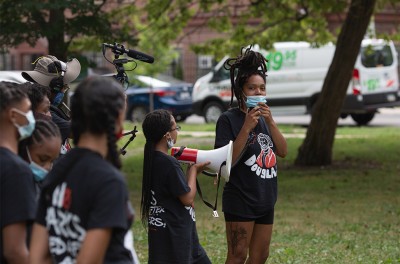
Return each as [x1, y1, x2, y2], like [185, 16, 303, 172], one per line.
[0, 71, 27, 83]
[125, 75, 193, 122]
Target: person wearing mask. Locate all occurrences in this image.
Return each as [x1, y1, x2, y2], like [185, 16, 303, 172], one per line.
[215, 47, 288, 264]
[18, 119, 62, 185]
[29, 76, 135, 264]
[0, 81, 37, 264]
[22, 55, 81, 154]
[141, 109, 211, 264]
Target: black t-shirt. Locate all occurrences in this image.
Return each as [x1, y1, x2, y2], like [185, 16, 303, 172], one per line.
[148, 151, 209, 264]
[0, 147, 37, 264]
[215, 107, 278, 218]
[36, 148, 134, 263]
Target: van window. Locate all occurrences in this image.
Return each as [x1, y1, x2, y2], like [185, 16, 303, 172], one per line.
[211, 66, 230, 82]
[360, 45, 393, 68]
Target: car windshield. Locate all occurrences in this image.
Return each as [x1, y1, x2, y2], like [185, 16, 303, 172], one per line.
[360, 44, 394, 68]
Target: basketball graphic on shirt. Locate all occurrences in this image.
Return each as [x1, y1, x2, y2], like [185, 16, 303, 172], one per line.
[256, 134, 276, 168]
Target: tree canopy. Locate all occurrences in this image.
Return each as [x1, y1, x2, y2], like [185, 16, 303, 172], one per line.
[0, 0, 138, 60]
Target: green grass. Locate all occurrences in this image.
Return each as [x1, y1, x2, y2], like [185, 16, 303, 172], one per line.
[119, 123, 400, 264]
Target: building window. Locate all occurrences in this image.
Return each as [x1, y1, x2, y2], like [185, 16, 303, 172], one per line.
[198, 55, 213, 69]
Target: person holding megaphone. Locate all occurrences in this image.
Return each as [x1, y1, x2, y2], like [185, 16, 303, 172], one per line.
[215, 46, 288, 264]
[141, 109, 212, 264]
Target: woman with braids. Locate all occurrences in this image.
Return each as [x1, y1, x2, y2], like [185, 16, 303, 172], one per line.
[29, 76, 135, 264]
[141, 109, 211, 264]
[18, 119, 61, 184]
[214, 47, 287, 264]
[0, 81, 37, 264]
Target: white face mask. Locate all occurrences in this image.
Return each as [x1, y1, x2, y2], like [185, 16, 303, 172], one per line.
[12, 109, 36, 140]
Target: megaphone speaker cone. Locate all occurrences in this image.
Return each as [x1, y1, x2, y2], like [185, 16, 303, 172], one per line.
[170, 140, 233, 182]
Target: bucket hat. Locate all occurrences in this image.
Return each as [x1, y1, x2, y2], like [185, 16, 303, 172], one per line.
[22, 55, 81, 87]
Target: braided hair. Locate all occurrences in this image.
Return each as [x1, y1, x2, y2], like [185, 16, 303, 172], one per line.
[0, 81, 28, 113]
[224, 46, 268, 109]
[141, 109, 173, 228]
[18, 119, 61, 161]
[70, 76, 125, 168]
[19, 82, 51, 112]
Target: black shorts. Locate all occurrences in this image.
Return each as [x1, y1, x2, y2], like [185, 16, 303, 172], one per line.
[224, 209, 274, 225]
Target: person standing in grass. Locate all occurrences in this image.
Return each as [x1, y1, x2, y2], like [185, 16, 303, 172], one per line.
[214, 46, 288, 264]
[29, 76, 135, 264]
[141, 109, 211, 264]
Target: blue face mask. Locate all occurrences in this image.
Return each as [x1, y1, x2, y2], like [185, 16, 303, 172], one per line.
[26, 147, 49, 182]
[12, 109, 36, 140]
[245, 95, 267, 109]
[52, 92, 65, 106]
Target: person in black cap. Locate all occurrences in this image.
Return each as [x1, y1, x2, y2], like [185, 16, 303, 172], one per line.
[22, 55, 81, 154]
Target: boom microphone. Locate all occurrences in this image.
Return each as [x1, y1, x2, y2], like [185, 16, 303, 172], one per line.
[103, 43, 154, 64]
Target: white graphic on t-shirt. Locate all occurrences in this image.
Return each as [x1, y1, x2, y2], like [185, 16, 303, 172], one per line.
[256, 134, 276, 168]
[244, 133, 277, 179]
[244, 154, 277, 178]
[185, 206, 196, 222]
[149, 190, 167, 228]
[46, 182, 86, 263]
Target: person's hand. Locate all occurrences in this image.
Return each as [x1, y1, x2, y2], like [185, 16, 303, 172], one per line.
[189, 161, 211, 175]
[244, 107, 262, 132]
[256, 102, 273, 124]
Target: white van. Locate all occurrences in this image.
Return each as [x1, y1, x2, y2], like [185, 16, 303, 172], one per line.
[192, 39, 400, 125]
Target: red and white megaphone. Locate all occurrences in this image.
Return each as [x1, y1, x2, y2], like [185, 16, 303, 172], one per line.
[171, 141, 233, 182]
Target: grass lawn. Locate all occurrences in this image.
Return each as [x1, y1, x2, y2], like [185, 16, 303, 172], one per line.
[119, 122, 400, 264]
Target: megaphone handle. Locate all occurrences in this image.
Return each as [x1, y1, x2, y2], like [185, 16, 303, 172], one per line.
[195, 160, 226, 218]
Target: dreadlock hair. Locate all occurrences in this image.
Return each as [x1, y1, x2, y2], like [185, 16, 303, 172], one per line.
[18, 119, 61, 161]
[70, 76, 125, 169]
[223, 46, 268, 109]
[19, 82, 51, 112]
[0, 81, 28, 113]
[141, 109, 173, 228]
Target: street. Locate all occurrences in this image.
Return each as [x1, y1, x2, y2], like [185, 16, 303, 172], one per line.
[185, 107, 400, 127]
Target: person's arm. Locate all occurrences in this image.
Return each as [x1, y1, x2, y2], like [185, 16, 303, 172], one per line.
[29, 223, 52, 264]
[76, 228, 112, 264]
[179, 161, 210, 206]
[258, 103, 288, 158]
[231, 108, 261, 163]
[2, 222, 29, 264]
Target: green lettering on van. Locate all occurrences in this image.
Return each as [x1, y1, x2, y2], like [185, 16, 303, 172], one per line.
[285, 50, 296, 61]
[363, 78, 379, 91]
[266, 50, 297, 71]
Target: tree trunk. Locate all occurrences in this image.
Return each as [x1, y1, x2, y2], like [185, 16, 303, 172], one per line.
[47, 8, 68, 61]
[295, 0, 376, 166]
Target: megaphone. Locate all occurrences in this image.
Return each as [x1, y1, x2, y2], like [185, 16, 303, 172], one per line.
[171, 141, 233, 182]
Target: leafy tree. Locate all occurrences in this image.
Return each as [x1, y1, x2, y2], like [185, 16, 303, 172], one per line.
[295, 0, 376, 165]
[138, 0, 399, 166]
[0, 0, 138, 61]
